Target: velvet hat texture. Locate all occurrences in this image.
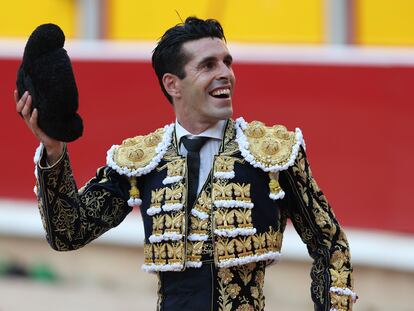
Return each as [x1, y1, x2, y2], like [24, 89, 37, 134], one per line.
[16, 23, 83, 142]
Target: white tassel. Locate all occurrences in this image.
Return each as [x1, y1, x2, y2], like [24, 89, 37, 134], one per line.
[188, 233, 209, 241]
[217, 251, 281, 268]
[330, 287, 358, 303]
[148, 234, 164, 243]
[127, 197, 142, 207]
[214, 171, 235, 180]
[214, 200, 254, 209]
[185, 261, 203, 268]
[141, 263, 183, 273]
[191, 208, 209, 220]
[162, 175, 183, 185]
[162, 203, 184, 212]
[148, 232, 183, 243]
[214, 227, 257, 237]
[269, 191, 285, 201]
[146, 206, 162, 216]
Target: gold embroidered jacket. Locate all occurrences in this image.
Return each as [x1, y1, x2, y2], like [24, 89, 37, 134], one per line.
[34, 118, 356, 310]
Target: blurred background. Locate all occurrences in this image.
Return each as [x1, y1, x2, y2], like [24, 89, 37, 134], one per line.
[1, 0, 413, 310]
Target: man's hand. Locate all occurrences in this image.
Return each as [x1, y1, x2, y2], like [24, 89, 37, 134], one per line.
[15, 90, 64, 165]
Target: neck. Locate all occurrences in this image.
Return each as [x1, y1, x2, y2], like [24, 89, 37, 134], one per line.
[176, 117, 220, 135]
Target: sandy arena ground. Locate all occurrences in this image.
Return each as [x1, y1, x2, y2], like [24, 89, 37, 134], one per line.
[0, 236, 413, 311]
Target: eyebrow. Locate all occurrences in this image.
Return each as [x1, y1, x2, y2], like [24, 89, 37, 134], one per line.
[197, 56, 216, 68]
[197, 53, 233, 68]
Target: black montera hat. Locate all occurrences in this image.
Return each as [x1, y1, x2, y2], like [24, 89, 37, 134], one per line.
[16, 23, 83, 142]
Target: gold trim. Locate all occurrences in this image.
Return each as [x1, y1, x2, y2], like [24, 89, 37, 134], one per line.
[113, 128, 164, 170]
[244, 121, 296, 167]
[38, 143, 67, 170]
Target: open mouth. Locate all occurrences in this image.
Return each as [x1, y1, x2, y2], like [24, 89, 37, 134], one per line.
[209, 88, 231, 99]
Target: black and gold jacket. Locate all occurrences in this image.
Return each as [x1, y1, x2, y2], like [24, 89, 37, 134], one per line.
[34, 118, 356, 311]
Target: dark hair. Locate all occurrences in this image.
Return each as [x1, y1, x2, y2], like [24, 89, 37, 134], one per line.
[152, 16, 226, 103]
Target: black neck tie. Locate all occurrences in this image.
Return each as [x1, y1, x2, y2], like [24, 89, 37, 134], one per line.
[181, 136, 209, 209]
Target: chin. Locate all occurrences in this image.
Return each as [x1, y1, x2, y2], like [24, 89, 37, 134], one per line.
[214, 107, 233, 120]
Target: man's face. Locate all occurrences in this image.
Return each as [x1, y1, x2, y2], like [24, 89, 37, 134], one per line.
[175, 37, 235, 125]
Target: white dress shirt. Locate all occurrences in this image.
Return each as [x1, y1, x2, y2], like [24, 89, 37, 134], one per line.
[175, 120, 226, 194]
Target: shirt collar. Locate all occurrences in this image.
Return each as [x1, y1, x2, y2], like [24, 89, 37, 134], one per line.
[175, 119, 227, 143]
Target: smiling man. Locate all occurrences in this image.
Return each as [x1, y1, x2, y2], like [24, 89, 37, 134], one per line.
[153, 22, 235, 135]
[16, 17, 356, 311]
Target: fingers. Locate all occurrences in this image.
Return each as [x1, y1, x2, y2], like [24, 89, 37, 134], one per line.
[30, 108, 62, 153]
[29, 108, 42, 140]
[30, 108, 37, 127]
[15, 90, 29, 114]
[21, 94, 32, 123]
[13, 89, 19, 104]
[29, 108, 41, 136]
[29, 107, 47, 141]
[16, 91, 33, 126]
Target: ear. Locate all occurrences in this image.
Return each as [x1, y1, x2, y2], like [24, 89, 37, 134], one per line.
[162, 73, 181, 100]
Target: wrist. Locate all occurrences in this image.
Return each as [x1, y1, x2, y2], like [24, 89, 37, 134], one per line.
[45, 142, 64, 165]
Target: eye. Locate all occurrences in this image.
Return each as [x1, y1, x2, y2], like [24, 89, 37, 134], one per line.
[204, 61, 215, 70]
[224, 58, 233, 68]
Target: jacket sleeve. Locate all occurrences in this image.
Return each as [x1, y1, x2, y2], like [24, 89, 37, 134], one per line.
[279, 146, 356, 311]
[34, 145, 132, 251]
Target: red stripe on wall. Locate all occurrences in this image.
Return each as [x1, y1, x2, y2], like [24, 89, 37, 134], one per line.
[2, 59, 413, 234]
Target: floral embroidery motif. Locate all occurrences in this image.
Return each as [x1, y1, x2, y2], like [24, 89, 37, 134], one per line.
[227, 283, 241, 298]
[236, 305, 254, 311]
[217, 262, 266, 311]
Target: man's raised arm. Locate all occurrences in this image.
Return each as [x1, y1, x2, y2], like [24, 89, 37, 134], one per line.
[15, 90, 132, 251]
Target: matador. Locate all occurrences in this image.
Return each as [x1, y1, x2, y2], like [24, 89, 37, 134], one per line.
[17, 17, 357, 311]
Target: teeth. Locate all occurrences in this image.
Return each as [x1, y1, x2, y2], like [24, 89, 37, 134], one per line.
[211, 88, 230, 96]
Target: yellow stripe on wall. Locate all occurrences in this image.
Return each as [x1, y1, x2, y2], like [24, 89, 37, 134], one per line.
[0, 0, 76, 38]
[107, 0, 211, 40]
[356, 0, 414, 46]
[107, 0, 324, 43]
[221, 0, 324, 43]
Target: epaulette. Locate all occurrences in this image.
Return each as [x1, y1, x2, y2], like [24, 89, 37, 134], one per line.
[234, 117, 304, 173]
[106, 123, 175, 177]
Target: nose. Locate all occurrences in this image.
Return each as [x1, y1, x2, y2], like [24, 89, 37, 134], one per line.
[217, 62, 234, 81]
